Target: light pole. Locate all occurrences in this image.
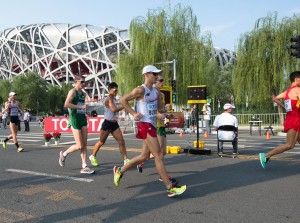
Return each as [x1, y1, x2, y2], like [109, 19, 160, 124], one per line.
[155, 59, 177, 106]
[155, 59, 176, 79]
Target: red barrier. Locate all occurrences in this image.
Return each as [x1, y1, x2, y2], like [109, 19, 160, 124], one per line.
[44, 117, 104, 133]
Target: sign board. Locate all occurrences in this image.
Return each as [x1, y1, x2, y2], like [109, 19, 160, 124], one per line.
[166, 112, 184, 128]
[44, 117, 104, 133]
[160, 85, 172, 105]
[187, 85, 207, 104]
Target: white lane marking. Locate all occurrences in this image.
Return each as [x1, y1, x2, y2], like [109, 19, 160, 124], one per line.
[18, 139, 41, 142]
[285, 151, 300, 154]
[58, 137, 100, 145]
[6, 169, 94, 183]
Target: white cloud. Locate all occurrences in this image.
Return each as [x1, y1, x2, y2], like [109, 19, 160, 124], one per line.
[202, 23, 235, 35]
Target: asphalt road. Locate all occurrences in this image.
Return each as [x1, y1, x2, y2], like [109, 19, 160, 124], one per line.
[0, 123, 300, 223]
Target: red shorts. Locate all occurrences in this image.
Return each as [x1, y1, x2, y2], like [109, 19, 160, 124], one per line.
[136, 122, 157, 139]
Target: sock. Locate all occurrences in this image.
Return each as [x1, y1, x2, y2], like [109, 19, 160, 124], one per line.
[82, 164, 87, 169]
[62, 152, 67, 157]
[266, 157, 270, 163]
[4, 138, 9, 143]
[15, 143, 19, 148]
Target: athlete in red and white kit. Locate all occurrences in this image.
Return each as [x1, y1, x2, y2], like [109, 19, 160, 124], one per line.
[113, 65, 186, 197]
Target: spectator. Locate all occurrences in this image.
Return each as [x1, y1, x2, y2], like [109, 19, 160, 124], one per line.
[39, 116, 44, 128]
[2, 112, 7, 129]
[185, 108, 191, 129]
[203, 103, 211, 134]
[23, 109, 30, 132]
[165, 104, 173, 112]
[191, 105, 197, 131]
[213, 103, 238, 155]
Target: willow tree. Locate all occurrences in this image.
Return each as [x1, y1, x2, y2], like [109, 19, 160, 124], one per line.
[115, 4, 220, 105]
[233, 13, 300, 109]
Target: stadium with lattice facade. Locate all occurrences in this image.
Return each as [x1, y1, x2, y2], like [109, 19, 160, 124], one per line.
[0, 23, 235, 99]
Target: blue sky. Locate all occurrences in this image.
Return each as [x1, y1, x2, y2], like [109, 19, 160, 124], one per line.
[0, 0, 299, 51]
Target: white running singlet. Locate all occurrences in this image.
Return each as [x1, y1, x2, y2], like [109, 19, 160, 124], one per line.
[136, 84, 159, 127]
[104, 97, 117, 120]
[9, 101, 20, 117]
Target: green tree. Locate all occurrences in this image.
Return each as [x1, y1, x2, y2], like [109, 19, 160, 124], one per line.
[47, 83, 72, 115]
[233, 13, 300, 111]
[0, 80, 12, 105]
[10, 72, 48, 112]
[115, 4, 220, 105]
[215, 63, 234, 102]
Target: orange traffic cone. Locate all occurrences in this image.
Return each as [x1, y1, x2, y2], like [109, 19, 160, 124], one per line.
[266, 131, 271, 140]
[204, 131, 208, 138]
[180, 131, 184, 137]
[122, 129, 125, 135]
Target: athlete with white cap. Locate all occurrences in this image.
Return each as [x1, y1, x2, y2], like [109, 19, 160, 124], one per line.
[2, 92, 24, 152]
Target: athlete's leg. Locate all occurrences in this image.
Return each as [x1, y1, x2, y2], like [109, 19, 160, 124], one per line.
[144, 135, 172, 189]
[157, 134, 167, 156]
[92, 130, 110, 157]
[120, 141, 150, 172]
[111, 128, 128, 160]
[79, 126, 88, 167]
[63, 127, 84, 156]
[266, 129, 299, 158]
[150, 128, 166, 159]
[10, 122, 18, 143]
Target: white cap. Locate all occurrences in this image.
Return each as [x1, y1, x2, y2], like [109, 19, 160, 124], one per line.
[9, 92, 17, 97]
[142, 65, 161, 75]
[205, 103, 210, 106]
[223, 103, 235, 110]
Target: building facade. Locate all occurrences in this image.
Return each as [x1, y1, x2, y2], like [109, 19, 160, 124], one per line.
[0, 23, 235, 100]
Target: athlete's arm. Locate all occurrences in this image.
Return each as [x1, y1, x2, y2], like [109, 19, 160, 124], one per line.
[17, 102, 24, 115]
[4, 100, 10, 112]
[107, 96, 123, 113]
[64, 89, 87, 109]
[272, 92, 286, 109]
[157, 91, 165, 113]
[120, 86, 144, 120]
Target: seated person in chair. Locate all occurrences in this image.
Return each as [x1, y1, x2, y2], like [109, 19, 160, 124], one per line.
[213, 103, 238, 155]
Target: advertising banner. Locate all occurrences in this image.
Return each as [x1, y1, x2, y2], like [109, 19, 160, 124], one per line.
[44, 117, 104, 133]
[166, 112, 184, 128]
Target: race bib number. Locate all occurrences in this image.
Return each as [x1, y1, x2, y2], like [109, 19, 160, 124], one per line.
[147, 102, 157, 124]
[77, 102, 86, 114]
[284, 99, 292, 112]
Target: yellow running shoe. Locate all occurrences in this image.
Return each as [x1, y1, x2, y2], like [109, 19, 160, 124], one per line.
[113, 166, 123, 186]
[89, 155, 99, 166]
[167, 185, 187, 197]
[18, 147, 24, 152]
[2, 141, 7, 150]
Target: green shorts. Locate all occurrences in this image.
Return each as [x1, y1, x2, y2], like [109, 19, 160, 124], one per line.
[68, 116, 87, 130]
[157, 127, 166, 137]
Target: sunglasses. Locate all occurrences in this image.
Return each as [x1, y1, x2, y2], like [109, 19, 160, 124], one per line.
[157, 79, 164, 83]
[148, 72, 159, 76]
[77, 80, 85, 84]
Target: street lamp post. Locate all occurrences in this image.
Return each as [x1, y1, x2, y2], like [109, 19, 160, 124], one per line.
[155, 59, 177, 106]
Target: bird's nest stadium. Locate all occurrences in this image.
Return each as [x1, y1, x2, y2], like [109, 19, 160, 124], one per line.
[0, 23, 235, 100]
